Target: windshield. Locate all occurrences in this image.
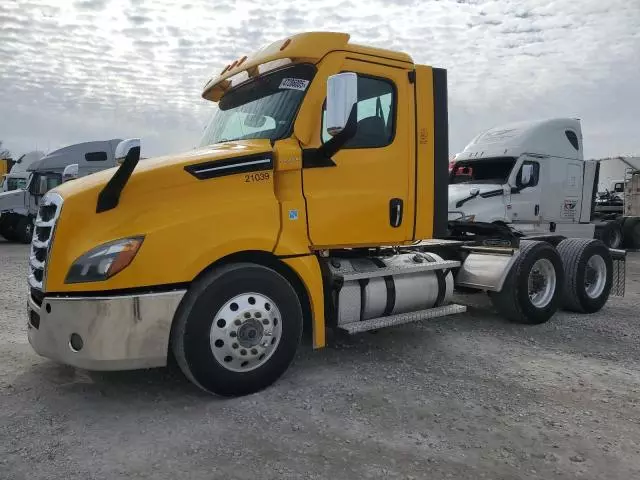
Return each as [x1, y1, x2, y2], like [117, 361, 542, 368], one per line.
[199, 63, 316, 147]
[6, 177, 27, 191]
[449, 157, 516, 185]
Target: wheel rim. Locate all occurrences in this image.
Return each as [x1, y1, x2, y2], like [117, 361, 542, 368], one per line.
[209, 292, 282, 373]
[527, 258, 556, 308]
[584, 254, 607, 299]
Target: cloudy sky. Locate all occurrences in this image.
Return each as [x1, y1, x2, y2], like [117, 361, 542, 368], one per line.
[1, 0, 639, 159]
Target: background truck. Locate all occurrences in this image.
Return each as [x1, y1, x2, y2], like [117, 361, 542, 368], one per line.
[1, 150, 45, 192]
[25, 32, 625, 398]
[448, 119, 640, 249]
[0, 139, 121, 243]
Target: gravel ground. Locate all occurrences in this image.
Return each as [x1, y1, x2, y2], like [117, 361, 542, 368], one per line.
[2, 238, 640, 480]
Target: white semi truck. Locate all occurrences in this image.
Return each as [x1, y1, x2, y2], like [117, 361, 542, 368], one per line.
[447, 118, 640, 249]
[0, 139, 122, 243]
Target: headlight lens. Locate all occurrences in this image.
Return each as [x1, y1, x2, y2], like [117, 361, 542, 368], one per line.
[65, 236, 144, 284]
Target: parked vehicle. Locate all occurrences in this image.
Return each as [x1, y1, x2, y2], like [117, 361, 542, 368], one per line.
[0, 140, 121, 243]
[1, 151, 45, 192]
[448, 119, 640, 249]
[26, 32, 625, 397]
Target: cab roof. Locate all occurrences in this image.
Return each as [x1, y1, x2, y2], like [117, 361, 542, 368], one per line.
[456, 118, 584, 162]
[202, 32, 413, 102]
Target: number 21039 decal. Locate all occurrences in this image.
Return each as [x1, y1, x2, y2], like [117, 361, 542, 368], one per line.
[245, 172, 270, 183]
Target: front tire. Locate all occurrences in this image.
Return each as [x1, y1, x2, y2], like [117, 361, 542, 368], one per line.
[171, 263, 303, 397]
[489, 240, 564, 324]
[556, 238, 612, 313]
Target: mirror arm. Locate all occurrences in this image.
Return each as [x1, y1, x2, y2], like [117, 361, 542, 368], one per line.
[302, 105, 357, 169]
[96, 146, 141, 213]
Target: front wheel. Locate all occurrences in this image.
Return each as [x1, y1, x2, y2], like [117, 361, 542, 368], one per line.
[489, 240, 564, 324]
[15, 216, 34, 244]
[171, 263, 303, 397]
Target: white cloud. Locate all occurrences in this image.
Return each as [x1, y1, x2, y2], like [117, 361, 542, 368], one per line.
[0, 0, 639, 158]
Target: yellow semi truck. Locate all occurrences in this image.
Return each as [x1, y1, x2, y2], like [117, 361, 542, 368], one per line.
[26, 32, 625, 396]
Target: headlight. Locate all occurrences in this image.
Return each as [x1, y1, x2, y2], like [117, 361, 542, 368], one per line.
[65, 236, 144, 284]
[459, 214, 476, 222]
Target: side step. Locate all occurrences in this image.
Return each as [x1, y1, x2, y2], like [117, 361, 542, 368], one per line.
[338, 303, 467, 334]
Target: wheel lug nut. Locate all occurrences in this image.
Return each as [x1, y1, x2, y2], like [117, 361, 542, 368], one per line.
[251, 348, 258, 355]
[244, 312, 251, 319]
[262, 319, 269, 325]
[255, 312, 262, 319]
[240, 349, 247, 356]
[234, 319, 242, 326]
[230, 331, 237, 338]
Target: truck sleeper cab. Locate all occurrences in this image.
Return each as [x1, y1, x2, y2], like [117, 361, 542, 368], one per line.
[26, 32, 625, 396]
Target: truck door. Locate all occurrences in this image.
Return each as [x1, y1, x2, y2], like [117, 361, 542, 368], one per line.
[302, 59, 413, 247]
[509, 160, 542, 224]
[560, 162, 583, 222]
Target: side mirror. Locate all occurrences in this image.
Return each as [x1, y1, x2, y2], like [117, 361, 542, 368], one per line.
[326, 72, 358, 137]
[115, 138, 141, 165]
[38, 176, 48, 195]
[519, 164, 533, 187]
[62, 164, 79, 182]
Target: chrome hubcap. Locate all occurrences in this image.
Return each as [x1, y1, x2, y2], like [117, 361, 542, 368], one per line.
[210, 292, 282, 372]
[528, 258, 556, 308]
[585, 254, 607, 299]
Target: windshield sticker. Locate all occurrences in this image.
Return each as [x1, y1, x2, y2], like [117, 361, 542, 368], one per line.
[279, 78, 309, 91]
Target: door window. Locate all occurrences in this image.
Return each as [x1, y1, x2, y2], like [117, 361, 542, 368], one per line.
[515, 161, 540, 187]
[321, 75, 395, 148]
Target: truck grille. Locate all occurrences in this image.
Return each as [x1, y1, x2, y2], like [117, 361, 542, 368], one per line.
[29, 193, 63, 291]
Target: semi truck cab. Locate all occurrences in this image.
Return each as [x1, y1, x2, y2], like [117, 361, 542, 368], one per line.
[26, 32, 625, 396]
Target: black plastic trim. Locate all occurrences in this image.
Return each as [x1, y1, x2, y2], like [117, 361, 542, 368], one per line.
[277, 253, 314, 260]
[96, 146, 140, 213]
[383, 276, 396, 316]
[43, 282, 191, 299]
[185, 152, 273, 180]
[480, 189, 504, 199]
[432, 68, 449, 238]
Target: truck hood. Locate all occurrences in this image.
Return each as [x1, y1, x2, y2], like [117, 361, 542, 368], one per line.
[448, 183, 504, 207]
[53, 139, 274, 200]
[0, 188, 26, 213]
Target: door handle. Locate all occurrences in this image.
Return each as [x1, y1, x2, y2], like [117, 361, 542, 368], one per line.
[390, 198, 403, 228]
[535, 204, 540, 216]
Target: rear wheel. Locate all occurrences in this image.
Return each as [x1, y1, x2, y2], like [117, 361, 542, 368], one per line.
[556, 238, 612, 313]
[171, 263, 303, 397]
[489, 240, 564, 324]
[622, 217, 640, 249]
[595, 221, 623, 249]
[0, 215, 18, 242]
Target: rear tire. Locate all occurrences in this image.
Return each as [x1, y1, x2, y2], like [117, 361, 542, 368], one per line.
[622, 217, 640, 249]
[489, 240, 564, 324]
[0, 215, 18, 242]
[595, 221, 623, 249]
[171, 263, 303, 397]
[556, 238, 612, 313]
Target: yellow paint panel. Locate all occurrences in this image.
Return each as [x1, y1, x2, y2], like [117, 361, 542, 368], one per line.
[413, 65, 435, 240]
[272, 139, 311, 256]
[46, 141, 280, 292]
[283, 255, 326, 349]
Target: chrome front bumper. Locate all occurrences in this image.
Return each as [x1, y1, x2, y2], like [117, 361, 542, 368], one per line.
[27, 290, 186, 371]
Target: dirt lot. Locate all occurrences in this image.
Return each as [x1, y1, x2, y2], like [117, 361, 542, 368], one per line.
[1, 239, 640, 480]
